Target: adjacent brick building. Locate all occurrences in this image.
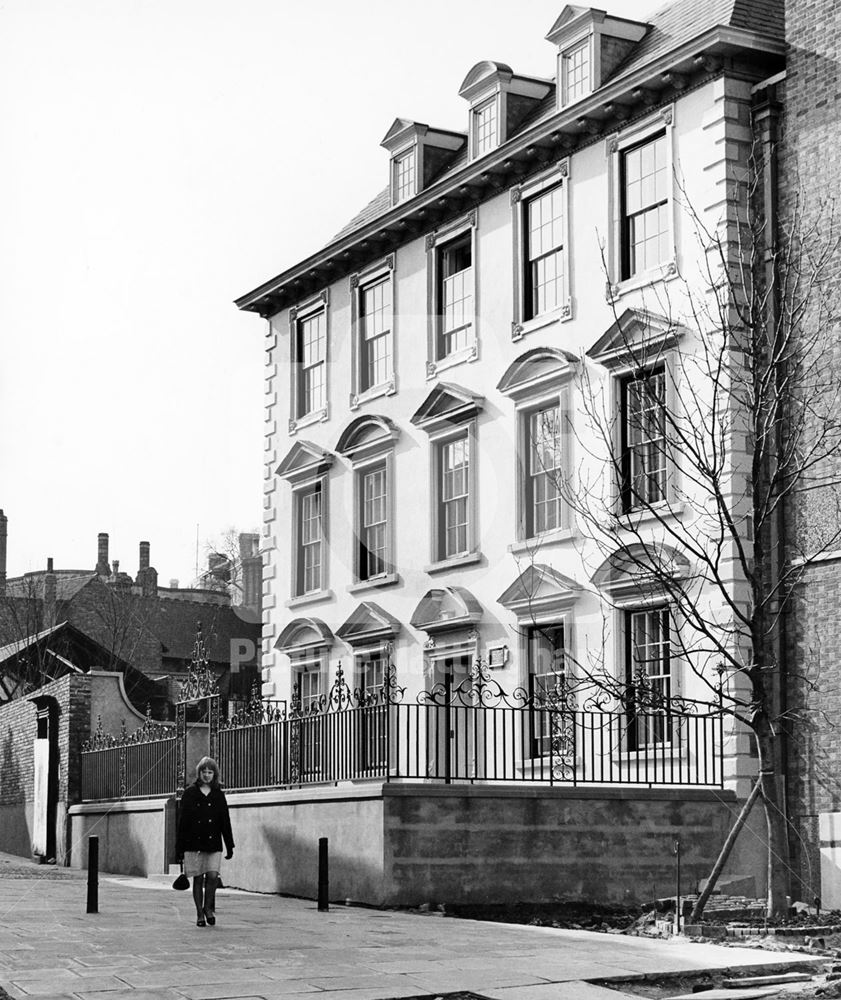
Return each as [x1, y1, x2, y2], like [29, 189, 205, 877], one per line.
[779, 0, 841, 907]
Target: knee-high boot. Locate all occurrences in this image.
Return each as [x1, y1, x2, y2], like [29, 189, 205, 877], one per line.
[204, 873, 217, 925]
[192, 876, 205, 925]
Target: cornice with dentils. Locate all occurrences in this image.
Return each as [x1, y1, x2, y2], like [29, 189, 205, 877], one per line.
[234, 24, 785, 319]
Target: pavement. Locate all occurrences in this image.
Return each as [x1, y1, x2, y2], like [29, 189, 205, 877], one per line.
[0, 852, 825, 1000]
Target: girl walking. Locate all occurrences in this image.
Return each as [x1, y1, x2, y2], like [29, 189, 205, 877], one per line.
[176, 757, 235, 927]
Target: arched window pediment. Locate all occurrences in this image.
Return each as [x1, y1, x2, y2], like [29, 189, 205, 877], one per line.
[276, 617, 334, 655]
[410, 586, 483, 634]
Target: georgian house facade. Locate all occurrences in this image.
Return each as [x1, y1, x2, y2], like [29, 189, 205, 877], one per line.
[232, 0, 791, 902]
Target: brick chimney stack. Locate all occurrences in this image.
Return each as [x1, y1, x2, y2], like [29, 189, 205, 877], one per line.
[136, 540, 158, 597]
[0, 509, 7, 597]
[239, 532, 262, 614]
[95, 532, 110, 576]
[44, 557, 56, 626]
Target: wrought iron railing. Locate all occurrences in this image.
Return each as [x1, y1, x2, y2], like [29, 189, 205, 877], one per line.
[81, 710, 177, 800]
[79, 659, 724, 800]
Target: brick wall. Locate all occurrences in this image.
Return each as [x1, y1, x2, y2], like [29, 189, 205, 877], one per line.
[781, 0, 841, 901]
[0, 674, 91, 862]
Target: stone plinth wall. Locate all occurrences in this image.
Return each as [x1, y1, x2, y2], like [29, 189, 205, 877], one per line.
[67, 782, 756, 907]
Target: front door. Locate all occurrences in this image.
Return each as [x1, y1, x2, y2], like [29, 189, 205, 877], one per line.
[428, 654, 471, 781]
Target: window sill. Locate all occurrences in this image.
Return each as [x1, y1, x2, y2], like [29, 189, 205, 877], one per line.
[285, 589, 334, 609]
[509, 528, 574, 555]
[289, 406, 329, 435]
[616, 501, 684, 530]
[426, 339, 478, 380]
[350, 380, 396, 411]
[424, 551, 483, 575]
[512, 302, 573, 341]
[348, 573, 401, 594]
[607, 259, 677, 302]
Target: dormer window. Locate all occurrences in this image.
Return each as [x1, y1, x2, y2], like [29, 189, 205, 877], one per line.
[459, 62, 552, 162]
[562, 39, 591, 104]
[392, 148, 416, 205]
[381, 119, 465, 205]
[473, 98, 499, 157]
[545, 7, 647, 111]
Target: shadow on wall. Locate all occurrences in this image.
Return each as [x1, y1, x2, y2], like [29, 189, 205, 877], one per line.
[224, 824, 386, 904]
[0, 726, 31, 858]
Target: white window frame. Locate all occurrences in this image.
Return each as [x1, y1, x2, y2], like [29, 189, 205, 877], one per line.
[391, 146, 417, 205]
[349, 255, 396, 410]
[285, 471, 331, 607]
[511, 160, 572, 340]
[288, 290, 330, 435]
[337, 415, 400, 594]
[426, 421, 480, 573]
[561, 36, 593, 106]
[425, 211, 479, 380]
[521, 393, 572, 541]
[623, 604, 674, 750]
[619, 365, 668, 513]
[525, 620, 570, 760]
[471, 95, 500, 158]
[605, 107, 677, 302]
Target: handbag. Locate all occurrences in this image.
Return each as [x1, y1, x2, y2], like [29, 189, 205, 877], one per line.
[172, 862, 190, 891]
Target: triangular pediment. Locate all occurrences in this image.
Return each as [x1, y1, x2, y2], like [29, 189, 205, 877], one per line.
[497, 347, 579, 401]
[545, 6, 593, 44]
[586, 309, 684, 371]
[410, 382, 484, 432]
[497, 564, 582, 621]
[336, 602, 402, 647]
[410, 586, 483, 634]
[276, 441, 334, 483]
[591, 543, 690, 604]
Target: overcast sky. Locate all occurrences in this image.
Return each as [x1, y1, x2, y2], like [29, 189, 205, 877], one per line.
[0, 0, 656, 587]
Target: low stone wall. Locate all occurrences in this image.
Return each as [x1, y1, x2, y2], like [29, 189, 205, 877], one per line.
[66, 782, 754, 906]
[68, 797, 174, 876]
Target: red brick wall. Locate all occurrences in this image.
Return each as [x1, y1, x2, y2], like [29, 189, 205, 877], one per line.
[0, 674, 91, 862]
[781, 0, 841, 901]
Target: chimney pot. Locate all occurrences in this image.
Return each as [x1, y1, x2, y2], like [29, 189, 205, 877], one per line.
[47, 557, 54, 572]
[139, 540, 150, 571]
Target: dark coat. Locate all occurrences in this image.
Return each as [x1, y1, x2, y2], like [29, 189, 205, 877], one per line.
[175, 782, 234, 856]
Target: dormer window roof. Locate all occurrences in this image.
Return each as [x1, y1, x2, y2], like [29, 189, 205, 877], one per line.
[380, 118, 464, 206]
[458, 61, 552, 161]
[545, 6, 648, 109]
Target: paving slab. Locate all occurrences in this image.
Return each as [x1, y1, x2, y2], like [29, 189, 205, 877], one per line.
[0, 851, 825, 1000]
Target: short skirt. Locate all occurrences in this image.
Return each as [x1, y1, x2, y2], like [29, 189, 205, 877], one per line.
[183, 851, 222, 877]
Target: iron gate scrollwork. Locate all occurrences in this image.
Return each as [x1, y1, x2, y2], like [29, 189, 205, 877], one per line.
[175, 623, 221, 794]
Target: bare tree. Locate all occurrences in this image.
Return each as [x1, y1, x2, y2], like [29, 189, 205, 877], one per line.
[518, 141, 841, 919]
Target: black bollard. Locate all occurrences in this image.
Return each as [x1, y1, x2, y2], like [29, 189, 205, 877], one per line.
[317, 837, 329, 912]
[86, 835, 99, 914]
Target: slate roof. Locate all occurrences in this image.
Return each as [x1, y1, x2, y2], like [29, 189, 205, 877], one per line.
[611, 0, 785, 83]
[5, 572, 95, 602]
[153, 597, 259, 666]
[327, 0, 784, 245]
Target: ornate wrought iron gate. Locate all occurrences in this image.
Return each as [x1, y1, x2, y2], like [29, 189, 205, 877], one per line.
[175, 625, 221, 793]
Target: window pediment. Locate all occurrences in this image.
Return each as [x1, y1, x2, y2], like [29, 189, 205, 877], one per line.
[277, 441, 334, 484]
[587, 308, 684, 372]
[276, 617, 334, 654]
[498, 564, 582, 621]
[335, 415, 399, 463]
[336, 602, 401, 647]
[591, 543, 690, 604]
[410, 586, 482, 634]
[411, 382, 484, 432]
[497, 347, 579, 403]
